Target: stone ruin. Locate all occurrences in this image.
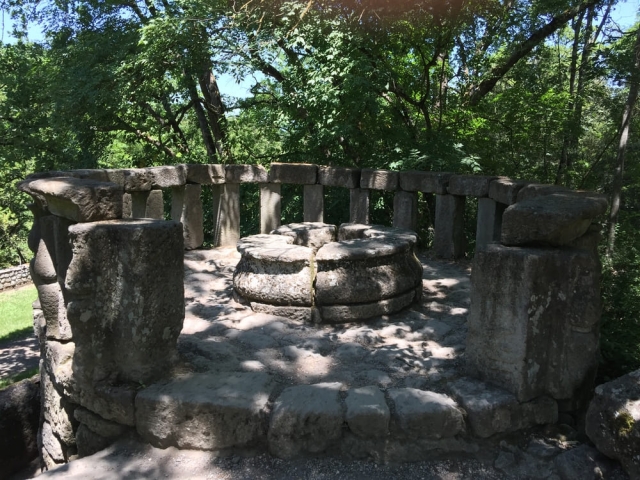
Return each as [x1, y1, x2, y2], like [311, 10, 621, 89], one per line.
[234, 222, 423, 323]
[16, 162, 638, 476]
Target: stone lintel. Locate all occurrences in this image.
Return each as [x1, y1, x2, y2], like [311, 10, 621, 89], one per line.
[447, 175, 498, 197]
[225, 164, 268, 183]
[317, 166, 361, 188]
[360, 169, 399, 191]
[186, 164, 225, 185]
[399, 171, 452, 194]
[269, 163, 318, 184]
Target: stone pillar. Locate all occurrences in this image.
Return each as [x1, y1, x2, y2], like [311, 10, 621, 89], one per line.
[260, 183, 281, 234]
[65, 219, 184, 388]
[122, 193, 132, 219]
[433, 194, 465, 259]
[131, 191, 149, 218]
[171, 184, 204, 250]
[350, 188, 369, 224]
[145, 189, 164, 219]
[475, 198, 506, 251]
[304, 184, 324, 223]
[466, 244, 601, 403]
[392, 191, 418, 231]
[212, 183, 240, 247]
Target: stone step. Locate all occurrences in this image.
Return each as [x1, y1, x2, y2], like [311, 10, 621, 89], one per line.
[134, 371, 557, 460]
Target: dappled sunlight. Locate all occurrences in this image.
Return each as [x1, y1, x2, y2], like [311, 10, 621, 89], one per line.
[176, 246, 472, 392]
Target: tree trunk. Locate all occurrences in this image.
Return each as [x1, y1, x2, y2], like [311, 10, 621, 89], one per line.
[199, 69, 230, 161]
[187, 75, 218, 161]
[606, 26, 640, 258]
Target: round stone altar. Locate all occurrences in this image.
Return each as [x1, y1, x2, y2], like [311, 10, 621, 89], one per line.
[233, 222, 423, 323]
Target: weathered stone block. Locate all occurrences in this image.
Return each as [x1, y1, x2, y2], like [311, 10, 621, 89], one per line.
[41, 420, 65, 463]
[269, 163, 318, 184]
[272, 222, 336, 250]
[65, 219, 184, 385]
[399, 171, 452, 194]
[516, 183, 570, 202]
[345, 386, 390, 438]
[303, 184, 324, 222]
[489, 178, 528, 205]
[433, 194, 465, 259]
[318, 166, 361, 188]
[130, 191, 149, 218]
[315, 239, 421, 305]
[393, 190, 418, 231]
[585, 369, 640, 479]
[225, 164, 268, 183]
[360, 169, 398, 191]
[388, 388, 464, 439]
[466, 244, 601, 402]
[448, 175, 498, 197]
[20, 178, 123, 223]
[268, 383, 344, 458]
[502, 192, 608, 246]
[78, 383, 137, 427]
[123, 165, 186, 191]
[212, 183, 240, 247]
[448, 377, 557, 438]
[186, 163, 225, 184]
[74, 407, 129, 439]
[44, 341, 75, 400]
[66, 169, 110, 182]
[350, 188, 370, 224]
[37, 283, 72, 341]
[260, 183, 281, 234]
[136, 372, 276, 450]
[0, 378, 40, 479]
[145, 189, 164, 219]
[75, 423, 112, 458]
[234, 243, 314, 307]
[171, 184, 204, 250]
[122, 192, 132, 218]
[318, 289, 416, 323]
[42, 370, 75, 446]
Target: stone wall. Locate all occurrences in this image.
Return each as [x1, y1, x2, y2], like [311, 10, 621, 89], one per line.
[0, 263, 32, 291]
[18, 163, 609, 469]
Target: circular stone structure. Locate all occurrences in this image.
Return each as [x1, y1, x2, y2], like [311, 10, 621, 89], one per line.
[233, 222, 423, 323]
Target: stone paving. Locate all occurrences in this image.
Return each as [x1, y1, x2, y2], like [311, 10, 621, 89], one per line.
[136, 247, 542, 462]
[179, 247, 470, 393]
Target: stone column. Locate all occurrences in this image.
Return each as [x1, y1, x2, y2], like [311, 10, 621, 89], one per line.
[304, 184, 324, 223]
[145, 190, 164, 219]
[260, 183, 281, 234]
[122, 193, 132, 219]
[131, 191, 149, 218]
[171, 184, 204, 250]
[212, 183, 240, 247]
[350, 188, 369, 224]
[433, 194, 465, 258]
[475, 198, 506, 251]
[392, 191, 418, 231]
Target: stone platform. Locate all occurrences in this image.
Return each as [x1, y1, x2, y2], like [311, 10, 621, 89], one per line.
[133, 247, 557, 462]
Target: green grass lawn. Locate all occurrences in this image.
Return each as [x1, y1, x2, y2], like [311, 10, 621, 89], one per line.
[0, 284, 37, 343]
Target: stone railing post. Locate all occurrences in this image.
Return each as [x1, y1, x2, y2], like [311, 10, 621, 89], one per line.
[349, 189, 369, 224]
[171, 184, 204, 250]
[260, 183, 281, 234]
[392, 191, 418, 230]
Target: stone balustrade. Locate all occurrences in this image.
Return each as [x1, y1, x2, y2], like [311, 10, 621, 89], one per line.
[17, 163, 610, 470]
